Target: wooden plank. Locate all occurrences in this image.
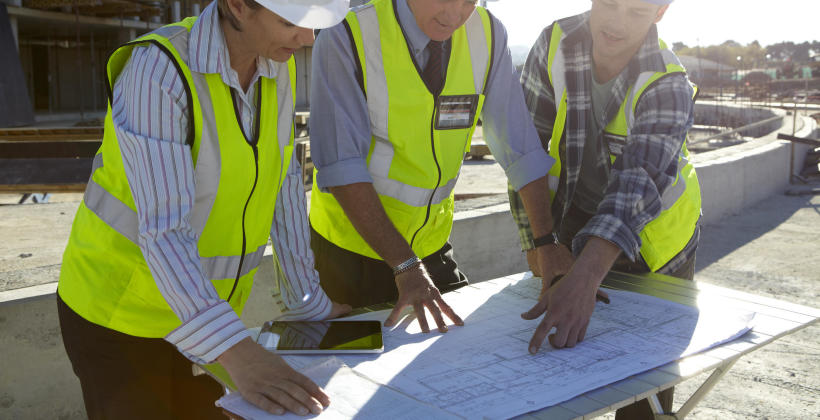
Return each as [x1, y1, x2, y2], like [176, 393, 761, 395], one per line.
[749, 313, 806, 338]
[608, 377, 660, 402]
[556, 395, 609, 420]
[698, 295, 817, 328]
[601, 278, 698, 307]
[0, 141, 100, 158]
[0, 158, 93, 186]
[696, 282, 820, 319]
[517, 404, 580, 420]
[657, 352, 723, 379]
[630, 369, 680, 390]
[777, 132, 820, 147]
[0, 127, 103, 141]
[583, 385, 635, 412]
[0, 183, 86, 192]
[697, 345, 742, 361]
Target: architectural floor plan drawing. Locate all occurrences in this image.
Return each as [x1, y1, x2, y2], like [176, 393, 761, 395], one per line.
[328, 274, 755, 419]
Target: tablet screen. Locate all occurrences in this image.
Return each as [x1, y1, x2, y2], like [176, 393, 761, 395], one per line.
[257, 320, 383, 353]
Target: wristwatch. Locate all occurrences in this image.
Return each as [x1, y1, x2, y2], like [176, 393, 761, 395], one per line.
[532, 232, 560, 248]
[392, 255, 422, 276]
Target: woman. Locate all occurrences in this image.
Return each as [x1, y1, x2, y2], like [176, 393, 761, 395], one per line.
[57, 0, 350, 418]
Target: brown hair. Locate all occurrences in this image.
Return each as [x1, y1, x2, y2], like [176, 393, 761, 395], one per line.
[217, 0, 262, 32]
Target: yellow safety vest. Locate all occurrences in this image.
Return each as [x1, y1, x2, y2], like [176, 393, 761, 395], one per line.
[58, 17, 296, 337]
[310, 0, 493, 259]
[545, 23, 701, 271]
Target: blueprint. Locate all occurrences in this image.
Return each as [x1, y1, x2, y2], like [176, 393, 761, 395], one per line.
[216, 357, 459, 420]
[329, 274, 754, 419]
[230, 274, 754, 419]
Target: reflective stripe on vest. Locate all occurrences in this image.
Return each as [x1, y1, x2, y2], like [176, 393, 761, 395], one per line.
[59, 17, 296, 338]
[309, 0, 493, 260]
[545, 22, 701, 271]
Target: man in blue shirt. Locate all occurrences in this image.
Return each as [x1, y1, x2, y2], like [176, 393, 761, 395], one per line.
[308, 0, 557, 334]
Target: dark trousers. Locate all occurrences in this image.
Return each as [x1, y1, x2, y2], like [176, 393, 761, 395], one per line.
[57, 293, 224, 420]
[310, 225, 468, 308]
[559, 203, 696, 419]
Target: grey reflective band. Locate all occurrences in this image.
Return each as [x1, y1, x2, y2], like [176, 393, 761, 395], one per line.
[275, 60, 296, 153]
[201, 244, 267, 280]
[372, 173, 458, 207]
[547, 174, 559, 192]
[356, 5, 390, 139]
[624, 71, 654, 131]
[550, 31, 568, 110]
[625, 48, 683, 132]
[189, 71, 220, 237]
[368, 137, 458, 206]
[660, 155, 688, 211]
[84, 179, 140, 244]
[91, 153, 104, 174]
[148, 25, 190, 61]
[464, 10, 490, 94]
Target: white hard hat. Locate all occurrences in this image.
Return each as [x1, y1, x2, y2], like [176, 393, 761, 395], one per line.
[254, 0, 350, 29]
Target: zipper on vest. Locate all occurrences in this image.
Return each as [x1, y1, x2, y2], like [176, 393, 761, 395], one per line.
[409, 110, 442, 248]
[227, 84, 263, 302]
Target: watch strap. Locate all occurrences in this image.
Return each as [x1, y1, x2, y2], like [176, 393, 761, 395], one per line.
[532, 232, 560, 248]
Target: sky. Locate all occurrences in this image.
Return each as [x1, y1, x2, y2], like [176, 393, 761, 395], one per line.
[486, 0, 819, 50]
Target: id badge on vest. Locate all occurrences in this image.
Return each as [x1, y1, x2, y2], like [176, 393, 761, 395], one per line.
[434, 94, 479, 130]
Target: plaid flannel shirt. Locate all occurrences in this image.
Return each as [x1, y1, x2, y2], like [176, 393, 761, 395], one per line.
[508, 12, 699, 275]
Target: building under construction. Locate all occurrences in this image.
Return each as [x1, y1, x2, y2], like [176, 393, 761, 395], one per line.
[0, 0, 332, 128]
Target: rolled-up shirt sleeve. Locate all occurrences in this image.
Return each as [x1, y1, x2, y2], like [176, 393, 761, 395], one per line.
[114, 45, 249, 365]
[506, 25, 558, 250]
[481, 16, 553, 191]
[574, 75, 695, 260]
[309, 24, 374, 191]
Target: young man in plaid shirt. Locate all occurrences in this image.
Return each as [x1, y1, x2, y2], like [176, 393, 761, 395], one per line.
[508, 1, 700, 417]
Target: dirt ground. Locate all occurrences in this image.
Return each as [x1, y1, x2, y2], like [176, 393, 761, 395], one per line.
[671, 187, 820, 419]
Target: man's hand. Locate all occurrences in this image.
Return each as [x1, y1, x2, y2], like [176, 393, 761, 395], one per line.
[528, 243, 574, 301]
[523, 237, 620, 353]
[218, 338, 329, 416]
[384, 265, 464, 333]
[523, 266, 599, 353]
[327, 301, 353, 319]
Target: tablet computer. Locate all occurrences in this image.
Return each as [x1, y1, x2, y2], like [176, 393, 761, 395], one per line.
[257, 320, 384, 354]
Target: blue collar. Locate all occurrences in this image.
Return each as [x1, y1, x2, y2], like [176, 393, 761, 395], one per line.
[396, 0, 433, 55]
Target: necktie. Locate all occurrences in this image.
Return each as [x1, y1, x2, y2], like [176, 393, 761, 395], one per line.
[422, 40, 444, 94]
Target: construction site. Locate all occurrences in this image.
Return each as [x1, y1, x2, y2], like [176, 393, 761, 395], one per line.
[1, 0, 819, 419]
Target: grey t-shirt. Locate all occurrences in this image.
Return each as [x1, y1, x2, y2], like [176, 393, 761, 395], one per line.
[573, 74, 616, 214]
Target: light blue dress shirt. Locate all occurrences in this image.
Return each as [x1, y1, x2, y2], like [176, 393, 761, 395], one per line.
[309, 0, 553, 192]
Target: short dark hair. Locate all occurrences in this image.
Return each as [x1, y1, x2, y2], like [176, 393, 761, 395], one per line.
[217, 0, 262, 32]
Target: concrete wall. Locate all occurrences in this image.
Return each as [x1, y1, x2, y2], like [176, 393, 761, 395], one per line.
[692, 112, 816, 224]
[694, 102, 783, 137]
[451, 204, 529, 282]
